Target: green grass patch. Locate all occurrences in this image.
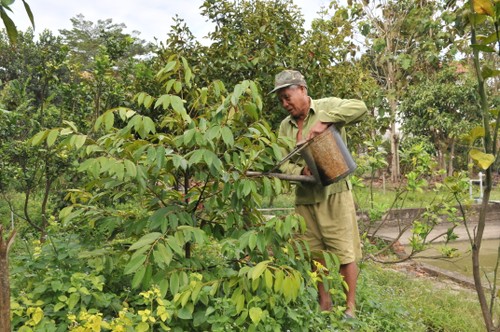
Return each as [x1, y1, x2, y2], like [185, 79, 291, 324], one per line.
[356, 262, 485, 332]
[264, 181, 500, 210]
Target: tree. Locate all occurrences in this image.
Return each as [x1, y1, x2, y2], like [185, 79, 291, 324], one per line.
[13, 56, 353, 330]
[59, 14, 148, 70]
[355, 0, 456, 182]
[440, 0, 500, 330]
[197, 0, 307, 127]
[399, 63, 482, 175]
[461, 0, 499, 330]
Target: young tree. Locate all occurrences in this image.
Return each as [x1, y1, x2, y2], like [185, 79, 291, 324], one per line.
[458, 0, 499, 330]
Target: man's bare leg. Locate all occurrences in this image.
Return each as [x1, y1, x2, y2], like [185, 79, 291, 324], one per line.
[314, 259, 333, 311]
[340, 262, 358, 317]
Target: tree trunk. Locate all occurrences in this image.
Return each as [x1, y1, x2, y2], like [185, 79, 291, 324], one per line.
[472, 169, 494, 331]
[390, 122, 400, 183]
[385, 35, 400, 183]
[0, 227, 16, 332]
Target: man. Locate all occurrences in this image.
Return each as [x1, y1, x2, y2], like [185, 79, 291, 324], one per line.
[271, 69, 367, 317]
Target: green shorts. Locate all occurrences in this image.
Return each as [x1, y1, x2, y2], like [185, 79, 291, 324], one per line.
[295, 190, 362, 264]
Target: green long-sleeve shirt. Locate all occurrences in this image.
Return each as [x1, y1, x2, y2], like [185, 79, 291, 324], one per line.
[278, 97, 367, 204]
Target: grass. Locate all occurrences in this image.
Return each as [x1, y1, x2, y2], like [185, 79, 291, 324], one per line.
[262, 181, 497, 331]
[263, 179, 500, 210]
[356, 262, 486, 332]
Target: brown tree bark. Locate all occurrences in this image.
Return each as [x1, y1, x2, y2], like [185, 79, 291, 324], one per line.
[0, 226, 16, 332]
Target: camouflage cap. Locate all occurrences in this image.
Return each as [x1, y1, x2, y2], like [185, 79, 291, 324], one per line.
[269, 70, 307, 93]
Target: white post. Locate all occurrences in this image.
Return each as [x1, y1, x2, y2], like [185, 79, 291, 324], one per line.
[479, 172, 483, 200]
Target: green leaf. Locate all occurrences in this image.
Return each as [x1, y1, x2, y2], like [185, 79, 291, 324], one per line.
[235, 293, 245, 314]
[171, 95, 185, 112]
[73, 134, 87, 149]
[136, 322, 149, 332]
[244, 103, 258, 120]
[129, 232, 162, 251]
[170, 272, 179, 295]
[142, 116, 156, 135]
[155, 94, 171, 109]
[46, 129, 59, 147]
[166, 236, 184, 256]
[103, 111, 115, 131]
[248, 232, 257, 250]
[53, 302, 65, 312]
[124, 159, 137, 178]
[174, 81, 183, 93]
[274, 269, 284, 293]
[471, 44, 495, 52]
[249, 307, 263, 324]
[67, 292, 80, 310]
[131, 267, 146, 289]
[177, 304, 194, 319]
[124, 254, 146, 275]
[481, 66, 500, 79]
[22, 0, 35, 28]
[470, 126, 485, 140]
[221, 126, 234, 147]
[113, 162, 125, 181]
[59, 206, 73, 220]
[144, 95, 154, 108]
[0, 9, 17, 44]
[156, 243, 173, 266]
[183, 129, 196, 145]
[137, 92, 146, 106]
[31, 130, 47, 146]
[188, 149, 204, 165]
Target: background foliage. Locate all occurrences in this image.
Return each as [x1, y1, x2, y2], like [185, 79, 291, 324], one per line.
[0, 0, 498, 330]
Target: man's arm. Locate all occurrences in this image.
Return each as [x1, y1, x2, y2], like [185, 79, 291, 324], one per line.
[308, 98, 367, 139]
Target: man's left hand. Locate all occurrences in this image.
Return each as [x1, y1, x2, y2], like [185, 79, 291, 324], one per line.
[307, 122, 330, 140]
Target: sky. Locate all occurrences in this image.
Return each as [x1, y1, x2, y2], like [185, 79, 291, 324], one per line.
[9, 0, 332, 44]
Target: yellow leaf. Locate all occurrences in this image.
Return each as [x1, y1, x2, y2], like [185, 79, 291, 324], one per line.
[264, 269, 273, 290]
[469, 149, 495, 170]
[473, 0, 494, 16]
[251, 260, 269, 280]
[32, 307, 44, 325]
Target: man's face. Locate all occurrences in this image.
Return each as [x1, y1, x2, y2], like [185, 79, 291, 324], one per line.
[276, 85, 309, 120]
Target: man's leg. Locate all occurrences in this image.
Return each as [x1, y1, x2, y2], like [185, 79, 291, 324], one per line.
[314, 258, 332, 311]
[340, 261, 358, 317]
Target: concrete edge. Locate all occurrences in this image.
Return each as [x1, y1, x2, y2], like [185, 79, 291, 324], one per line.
[418, 261, 491, 291]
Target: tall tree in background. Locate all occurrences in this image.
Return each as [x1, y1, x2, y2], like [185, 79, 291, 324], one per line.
[198, 0, 306, 125]
[355, 0, 455, 182]
[399, 64, 482, 175]
[60, 14, 151, 123]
